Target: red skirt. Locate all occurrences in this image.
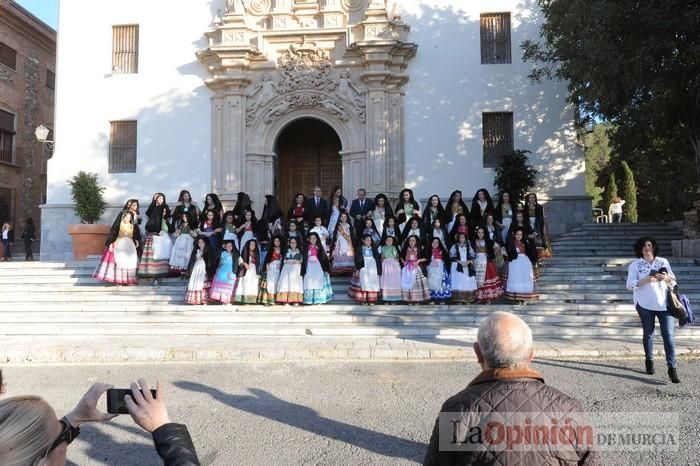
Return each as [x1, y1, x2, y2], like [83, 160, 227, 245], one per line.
[474, 261, 504, 303]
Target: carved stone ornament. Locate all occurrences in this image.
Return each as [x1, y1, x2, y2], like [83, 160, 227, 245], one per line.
[246, 0, 272, 16]
[263, 93, 350, 123]
[246, 41, 367, 125]
[276, 42, 334, 95]
[341, 0, 364, 12]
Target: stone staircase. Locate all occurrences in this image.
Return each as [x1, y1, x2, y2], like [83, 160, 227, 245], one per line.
[550, 223, 683, 257]
[1, 223, 698, 363]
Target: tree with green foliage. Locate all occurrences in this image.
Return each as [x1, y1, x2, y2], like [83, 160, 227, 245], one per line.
[493, 149, 538, 205]
[602, 171, 618, 218]
[67, 171, 106, 224]
[620, 161, 638, 223]
[582, 123, 613, 208]
[522, 0, 700, 221]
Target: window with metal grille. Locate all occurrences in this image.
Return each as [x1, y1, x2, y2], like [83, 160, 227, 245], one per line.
[109, 121, 137, 173]
[112, 25, 139, 74]
[46, 69, 55, 90]
[0, 109, 15, 164]
[482, 112, 514, 168]
[480, 13, 511, 64]
[0, 187, 13, 224]
[0, 42, 17, 70]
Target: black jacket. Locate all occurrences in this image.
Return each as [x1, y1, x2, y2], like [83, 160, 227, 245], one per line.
[21, 223, 35, 241]
[152, 423, 200, 466]
[2, 228, 14, 243]
[304, 197, 330, 224]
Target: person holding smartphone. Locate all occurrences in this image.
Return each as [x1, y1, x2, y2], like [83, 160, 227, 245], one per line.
[626, 236, 680, 383]
[0, 379, 200, 465]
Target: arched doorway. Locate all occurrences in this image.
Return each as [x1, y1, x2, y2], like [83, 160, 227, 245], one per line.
[275, 118, 342, 211]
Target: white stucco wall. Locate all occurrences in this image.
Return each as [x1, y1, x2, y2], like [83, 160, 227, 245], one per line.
[49, 0, 583, 206]
[49, 0, 214, 205]
[400, 0, 585, 200]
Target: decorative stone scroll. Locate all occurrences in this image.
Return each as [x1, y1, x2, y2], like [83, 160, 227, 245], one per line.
[246, 0, 272, 16]
[342, 0, 364, 12]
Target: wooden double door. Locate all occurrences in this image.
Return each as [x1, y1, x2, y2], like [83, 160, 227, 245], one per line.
[276, 118, 342, 212]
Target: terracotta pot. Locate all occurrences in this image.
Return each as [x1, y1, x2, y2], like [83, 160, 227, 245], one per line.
[67, 224, 111, 260]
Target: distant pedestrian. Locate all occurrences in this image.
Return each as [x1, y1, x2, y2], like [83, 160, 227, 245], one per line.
[424, 311, 601, 465]
[608, 196, 625, 223]
[1, 222, 13, 261]
[21, 218, 35, 261]
[626, 236, 680, 383]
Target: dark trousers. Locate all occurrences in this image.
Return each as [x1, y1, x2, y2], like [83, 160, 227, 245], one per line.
[636, 304, 676, 367]
[611, 213, 622, 223]
[2, 239, 10, 259]
[24, 237, 34, 259]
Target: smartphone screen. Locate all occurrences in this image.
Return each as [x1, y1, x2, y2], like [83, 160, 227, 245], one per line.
[107, 388, 157, 414]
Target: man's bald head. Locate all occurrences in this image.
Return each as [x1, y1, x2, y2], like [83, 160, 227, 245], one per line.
[475, 312, 534, 369]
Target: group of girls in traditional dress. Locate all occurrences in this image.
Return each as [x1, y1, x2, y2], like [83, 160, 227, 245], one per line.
[93, 187, 547, 305]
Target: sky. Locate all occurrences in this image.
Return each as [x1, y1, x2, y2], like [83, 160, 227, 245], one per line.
[14, 0, 59, 29]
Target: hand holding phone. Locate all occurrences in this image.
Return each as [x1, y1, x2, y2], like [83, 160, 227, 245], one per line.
[107, 387, 157, 415]
[124, 379, 170, 433]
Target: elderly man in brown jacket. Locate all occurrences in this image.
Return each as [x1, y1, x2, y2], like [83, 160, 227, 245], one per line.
[424, 312, 601, 466]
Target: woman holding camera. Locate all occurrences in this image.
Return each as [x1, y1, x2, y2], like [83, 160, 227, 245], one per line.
[626, 236, 680, 383]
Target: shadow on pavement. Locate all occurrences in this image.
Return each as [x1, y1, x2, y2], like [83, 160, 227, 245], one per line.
[534, 359, 666, 386]
[174, 381, 426, 463]
[67, 420, 159, 466]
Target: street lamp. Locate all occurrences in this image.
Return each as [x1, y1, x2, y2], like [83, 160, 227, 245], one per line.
[35, 125, 54, 152]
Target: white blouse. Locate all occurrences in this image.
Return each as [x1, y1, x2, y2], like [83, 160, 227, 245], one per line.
[626, 257, 675, 311]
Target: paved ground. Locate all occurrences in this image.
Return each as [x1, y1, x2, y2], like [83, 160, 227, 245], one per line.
[3, 358, 698, 466]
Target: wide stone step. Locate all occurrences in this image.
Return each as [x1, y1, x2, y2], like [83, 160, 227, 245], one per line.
[3, 302, 643, 313]
[538, 291, 700, 302]
[0, 311, 647, 325]
[1, 321, 698, 338]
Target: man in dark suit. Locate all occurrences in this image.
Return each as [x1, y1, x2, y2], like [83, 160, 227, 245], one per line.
[304, 186, 330, 225]
[349, 188, 375, 233]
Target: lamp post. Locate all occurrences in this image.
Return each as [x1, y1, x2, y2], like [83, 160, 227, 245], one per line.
[35, 125, 54, 153]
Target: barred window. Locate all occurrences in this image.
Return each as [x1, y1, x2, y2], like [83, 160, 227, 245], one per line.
[0, 109, 15, 164]
[112, 25, 139, 74]
[47, 69, 55, 90]
[0, 186, 13, 224]
[109, 121, 137, 173]
[480, 13, 511, 64]
[0, 42, 17, 70]
[482, 112, 514, 168]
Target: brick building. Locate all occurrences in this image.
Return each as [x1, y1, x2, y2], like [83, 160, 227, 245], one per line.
[0, 0, 55, 242]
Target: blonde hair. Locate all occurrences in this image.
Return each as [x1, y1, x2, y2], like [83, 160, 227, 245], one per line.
[0, 396, 55, 466]
[612, 196, 621, 203]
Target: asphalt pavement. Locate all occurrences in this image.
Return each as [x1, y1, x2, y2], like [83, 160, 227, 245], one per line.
[2, 357, 698, 466]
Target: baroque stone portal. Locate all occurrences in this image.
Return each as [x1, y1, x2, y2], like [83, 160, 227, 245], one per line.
[198, 0, 417, 209]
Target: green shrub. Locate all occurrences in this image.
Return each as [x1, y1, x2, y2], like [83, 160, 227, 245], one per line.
[620, 161, 638, 223]
[67, 171, 106, 224]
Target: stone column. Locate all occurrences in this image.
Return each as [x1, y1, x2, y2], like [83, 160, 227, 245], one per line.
[210, 78, 250, 206]
[365, 90, 387, 193]
[341, 149, 366, 194]
[386, 90, 404, 197]
[245, 152, 276, 211]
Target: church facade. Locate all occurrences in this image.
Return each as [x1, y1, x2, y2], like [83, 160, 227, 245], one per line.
[42, 0, 589, 259]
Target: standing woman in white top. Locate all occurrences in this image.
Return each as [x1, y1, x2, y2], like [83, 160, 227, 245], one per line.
[608, 197, 625, 223]
[626, 236, 680, 383]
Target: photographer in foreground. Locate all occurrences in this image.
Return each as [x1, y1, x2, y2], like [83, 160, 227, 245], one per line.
[0, 379, 199, 466]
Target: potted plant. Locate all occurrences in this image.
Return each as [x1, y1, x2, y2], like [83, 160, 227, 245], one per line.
[493, 149, 538, 205]
[67, 171, 109, 260]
